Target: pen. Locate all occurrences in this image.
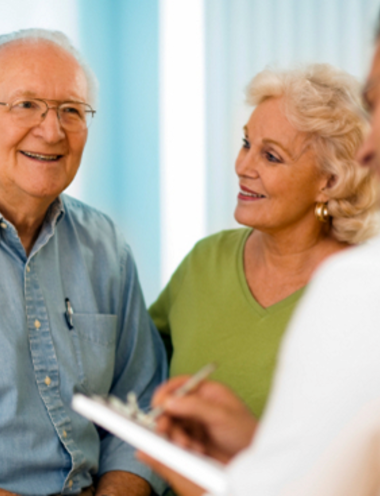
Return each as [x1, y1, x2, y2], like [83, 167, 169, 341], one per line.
[147, 362, 217, 421]
[65, 298, 74, 330]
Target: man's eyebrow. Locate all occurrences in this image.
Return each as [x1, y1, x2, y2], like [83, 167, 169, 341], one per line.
[263, 138, 295, 159]
[243, 125, 248, 136]
[10, 90, 38, 98]
[5, 91, 86, 105]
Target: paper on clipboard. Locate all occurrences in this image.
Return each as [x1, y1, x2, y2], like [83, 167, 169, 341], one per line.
[72, 394, 227, 495]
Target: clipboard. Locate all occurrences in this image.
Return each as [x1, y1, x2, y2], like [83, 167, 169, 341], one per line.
[72, 394, 227, 495]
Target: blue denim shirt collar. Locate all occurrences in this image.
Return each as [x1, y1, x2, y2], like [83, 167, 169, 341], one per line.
[31, 196, 66, 257]
[0, 196, 65, 260]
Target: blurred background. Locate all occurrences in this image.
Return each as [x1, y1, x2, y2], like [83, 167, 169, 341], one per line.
[2, 0, 379, 304]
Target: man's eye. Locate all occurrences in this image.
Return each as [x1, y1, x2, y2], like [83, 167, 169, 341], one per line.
[61, 105, 86, 121]
[242, 138, 250, 149]
[15, 100, 39, 110]
[63, 106, 81, 115]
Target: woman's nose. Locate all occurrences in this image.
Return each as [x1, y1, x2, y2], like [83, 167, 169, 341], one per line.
[235, 148, 259, 176]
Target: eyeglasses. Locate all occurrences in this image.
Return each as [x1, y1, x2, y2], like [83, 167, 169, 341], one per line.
[0, 98, 96, 132]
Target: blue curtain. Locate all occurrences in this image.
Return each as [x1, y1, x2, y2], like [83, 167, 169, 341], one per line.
[77, 0, 161, 305]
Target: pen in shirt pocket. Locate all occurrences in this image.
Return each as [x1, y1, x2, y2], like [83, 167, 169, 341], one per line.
[65, 298, 74, 330]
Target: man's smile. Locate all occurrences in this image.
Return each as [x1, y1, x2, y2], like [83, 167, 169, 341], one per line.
[19, 150, 64, 162]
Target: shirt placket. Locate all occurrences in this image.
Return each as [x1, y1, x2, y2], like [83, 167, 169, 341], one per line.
[23, 216, 88, 494]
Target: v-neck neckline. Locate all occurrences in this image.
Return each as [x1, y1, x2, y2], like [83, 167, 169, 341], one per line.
[237, 229, 306, 318]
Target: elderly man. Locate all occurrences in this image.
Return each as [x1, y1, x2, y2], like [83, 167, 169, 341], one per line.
[0, 29, 166, 496]
[138, 17, 380, 496]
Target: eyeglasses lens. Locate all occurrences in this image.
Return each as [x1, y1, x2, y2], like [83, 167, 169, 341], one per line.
[9, 99, 93, 131]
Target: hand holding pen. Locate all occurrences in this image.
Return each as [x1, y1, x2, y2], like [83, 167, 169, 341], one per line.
[147, 363, 217, 421]
[137, 365, 253, 496]
[146, 366, 258, 464]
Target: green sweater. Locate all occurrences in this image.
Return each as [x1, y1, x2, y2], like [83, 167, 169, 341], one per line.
[149, 229, 305, 418]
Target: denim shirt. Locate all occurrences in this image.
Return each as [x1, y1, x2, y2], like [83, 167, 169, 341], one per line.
[0, 194, 167, 496]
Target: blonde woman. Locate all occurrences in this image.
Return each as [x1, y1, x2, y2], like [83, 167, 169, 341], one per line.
[149, 64, 379, 419]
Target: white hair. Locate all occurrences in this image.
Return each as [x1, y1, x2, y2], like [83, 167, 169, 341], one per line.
[0, 28, 98, 107]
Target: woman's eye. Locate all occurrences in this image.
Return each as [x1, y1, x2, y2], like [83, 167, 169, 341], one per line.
[265, 151, 281, 163]
[242, 138, 250, 149]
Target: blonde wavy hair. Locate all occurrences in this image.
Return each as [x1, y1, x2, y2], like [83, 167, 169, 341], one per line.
[246, 64, 379, 244]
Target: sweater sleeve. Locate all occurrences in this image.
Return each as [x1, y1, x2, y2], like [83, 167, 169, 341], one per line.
[149, 251, 191, 362]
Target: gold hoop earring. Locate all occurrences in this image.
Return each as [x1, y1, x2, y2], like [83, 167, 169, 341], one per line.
[315, 202, 329, 223]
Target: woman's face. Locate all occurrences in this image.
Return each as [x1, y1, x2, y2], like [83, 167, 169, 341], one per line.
[235, 97, 329, 234]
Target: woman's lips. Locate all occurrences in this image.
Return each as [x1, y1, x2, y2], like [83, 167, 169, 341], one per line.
[238, 185, 265, 201]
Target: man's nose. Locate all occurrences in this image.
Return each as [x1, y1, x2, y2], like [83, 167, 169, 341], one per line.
[32, 107, 66, 142]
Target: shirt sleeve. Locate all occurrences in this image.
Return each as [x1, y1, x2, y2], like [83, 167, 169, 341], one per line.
[226, 248, 380, 496]
[97, 244, 168, 495]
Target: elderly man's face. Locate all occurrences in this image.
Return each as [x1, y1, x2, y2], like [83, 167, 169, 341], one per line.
[357, 42, 380, 174]
[0, 41, 88, 205]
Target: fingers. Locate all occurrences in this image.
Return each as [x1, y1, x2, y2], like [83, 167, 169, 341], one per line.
[163, 392, 257, 459]
[151, 377, 257, 462]
[155, 411, 198, 449]
[154, 378, 243, 424]
[156, 416, 207, 452]
[167, 421, 195, 448]
[152, 375, 238, 407]
[155, 413, 172, 434]
[196, 380, 248, 407]
[152, 376, 192, 407]
[164, 393, 232, 426]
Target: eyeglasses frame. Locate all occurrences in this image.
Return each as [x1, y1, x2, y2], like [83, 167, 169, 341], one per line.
[0, 97, 96, 131]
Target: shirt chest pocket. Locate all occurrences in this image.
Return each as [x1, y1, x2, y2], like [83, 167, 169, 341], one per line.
[71, 313, 118, 395]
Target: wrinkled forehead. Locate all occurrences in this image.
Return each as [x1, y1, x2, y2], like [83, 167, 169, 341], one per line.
[0, 40, 88, 101]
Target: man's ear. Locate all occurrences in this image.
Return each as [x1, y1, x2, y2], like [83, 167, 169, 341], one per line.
[316, 173, 336, 203]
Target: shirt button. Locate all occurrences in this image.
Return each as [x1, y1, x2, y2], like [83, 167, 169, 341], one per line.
[34, 320, 41, 329]
[44, 376, 51, 386]
[63, 430, 67, 438]
[26, 266, 30, 273]
[0, 222, 6, 229]
[68, 480, 73, 488]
